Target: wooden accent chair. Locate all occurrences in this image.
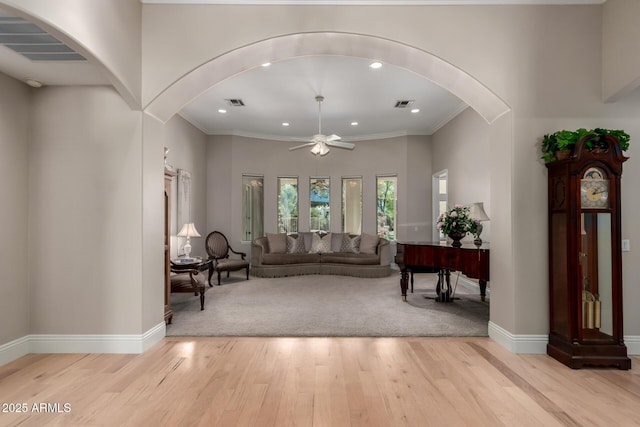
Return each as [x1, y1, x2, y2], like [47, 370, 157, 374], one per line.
[205, 231, 250, 286]
[170, 267, 206, 310]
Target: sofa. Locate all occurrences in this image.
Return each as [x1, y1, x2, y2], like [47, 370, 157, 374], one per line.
[251, 231, 391, 278]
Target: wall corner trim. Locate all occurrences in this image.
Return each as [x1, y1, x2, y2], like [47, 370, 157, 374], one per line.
[0, 323, 166, 367]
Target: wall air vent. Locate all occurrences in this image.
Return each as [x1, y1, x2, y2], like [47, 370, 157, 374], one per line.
[0, 11, 85, 61]
[225, 99, 246, 107]
[394, 100, 415, 108]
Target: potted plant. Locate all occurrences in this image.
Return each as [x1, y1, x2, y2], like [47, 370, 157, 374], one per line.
[436, 205, 475, 247]
[541, 128, 630, 163]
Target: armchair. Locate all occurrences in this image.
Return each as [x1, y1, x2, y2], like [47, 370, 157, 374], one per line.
[169, 266, 206, 310]
[205, 231, 250, 286]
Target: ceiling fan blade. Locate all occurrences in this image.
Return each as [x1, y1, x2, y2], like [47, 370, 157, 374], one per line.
[326, 140, 355, 149]
[325, 134, 341, 141]
[289, 142, 316, 151]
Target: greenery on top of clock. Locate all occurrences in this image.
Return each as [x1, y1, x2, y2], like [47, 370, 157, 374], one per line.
[436, 205, 479, 237]
[541, 128, 630, 163]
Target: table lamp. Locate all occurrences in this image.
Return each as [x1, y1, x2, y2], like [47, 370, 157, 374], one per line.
[468, 202, 490, 247]
[177, 222, 201, 258]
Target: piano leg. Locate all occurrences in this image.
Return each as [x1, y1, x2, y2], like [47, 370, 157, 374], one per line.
[479, 280, 487, 302]
[435, 269, 452, 302]
[400, 270, 409, 302]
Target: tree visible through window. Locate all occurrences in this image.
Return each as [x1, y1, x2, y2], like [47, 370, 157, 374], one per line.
[310, 177, 330, 232]
[376, 175, 397, 240]
[278, 177, 298, 233]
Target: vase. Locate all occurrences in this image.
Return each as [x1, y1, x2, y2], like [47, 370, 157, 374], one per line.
[447, 232, 465, 248]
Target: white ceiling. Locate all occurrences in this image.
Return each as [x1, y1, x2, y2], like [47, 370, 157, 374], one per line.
[180, 56, 467, 141]
[0, 1, 603, 141]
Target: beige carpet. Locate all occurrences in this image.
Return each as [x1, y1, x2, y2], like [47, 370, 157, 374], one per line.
[166, 272, 489, 337]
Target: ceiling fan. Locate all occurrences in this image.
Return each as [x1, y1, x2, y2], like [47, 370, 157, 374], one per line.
[289, 95, 356, 156]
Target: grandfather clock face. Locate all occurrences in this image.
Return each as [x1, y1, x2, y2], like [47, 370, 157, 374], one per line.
[580, 167, 609, 209]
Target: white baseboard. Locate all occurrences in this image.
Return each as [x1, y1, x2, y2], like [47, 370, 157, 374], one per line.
[0, 322, 166, 366]
[0, 335, 31, 367]
[624, 335, 640, 355]
[488, 322, 548, 354]
[489, 322, 640, 356]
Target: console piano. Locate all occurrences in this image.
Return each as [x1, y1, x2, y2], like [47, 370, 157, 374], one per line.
[395, 241, 490, 302]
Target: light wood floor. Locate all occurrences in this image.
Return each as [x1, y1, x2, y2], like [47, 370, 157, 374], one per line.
[0, 337, 638, 427]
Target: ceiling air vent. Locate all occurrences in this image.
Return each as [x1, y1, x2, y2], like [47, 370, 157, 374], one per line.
[0, 11, 85, 61]
[394, 100, 415, 108]
[225, 99, 245, 107]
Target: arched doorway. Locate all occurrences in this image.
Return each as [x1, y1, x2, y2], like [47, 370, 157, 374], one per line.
[146, 31, 514, 339]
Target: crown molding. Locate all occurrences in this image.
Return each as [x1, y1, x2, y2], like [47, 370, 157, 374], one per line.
[142, 1, 605, 4]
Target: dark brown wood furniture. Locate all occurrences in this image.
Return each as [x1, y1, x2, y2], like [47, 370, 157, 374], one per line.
[205, 231, 250, 286]
[546, 134, 630, 369]
[170, 259, 212, 311]
[395, 241, 489, 302]
[164, 167, 177, 324]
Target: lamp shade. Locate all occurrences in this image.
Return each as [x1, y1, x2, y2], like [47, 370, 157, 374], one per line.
[177, 223, 201, 238]
[468, 202, 490, 221]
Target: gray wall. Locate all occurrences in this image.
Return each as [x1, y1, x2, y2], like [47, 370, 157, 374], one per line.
[28, 86, 144, 334]
[164, 114, 208, 258]
[206, 135, 432, 254]
[0, 72, 29, 344]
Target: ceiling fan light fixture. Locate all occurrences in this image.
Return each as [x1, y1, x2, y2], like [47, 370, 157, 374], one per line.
[311, 142, 330, 156]
[288, 95, 355, 155]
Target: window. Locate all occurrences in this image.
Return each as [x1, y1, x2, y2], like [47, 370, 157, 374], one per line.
[310, 177, 330, 232]
[432, 170, 448, 241]
[278, 177, 298, 233]
[342, 177, 362, 234]
[242, 175, 264, 241]
[376, 175, 397, 240]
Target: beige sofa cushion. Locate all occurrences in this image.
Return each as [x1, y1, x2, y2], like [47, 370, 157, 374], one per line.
[267, 233, 287, 254]
[262, 253, 321, 265]
[321, 253, 379, 265]
[359, 233, 380, 254]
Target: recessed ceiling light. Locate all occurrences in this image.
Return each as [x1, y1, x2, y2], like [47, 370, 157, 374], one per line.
[351, 122, 359, 126]
[282, 122, 290, 126]
[218, 109, 227, 114]
[369, 61, 383, 69]
[411, 108, 420, 113]
[261, 62, 271, 67]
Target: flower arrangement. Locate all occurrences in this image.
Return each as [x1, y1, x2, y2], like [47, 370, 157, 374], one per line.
[437, 205, 478, 238]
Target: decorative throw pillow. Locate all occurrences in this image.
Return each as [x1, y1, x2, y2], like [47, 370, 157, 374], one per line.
[298, 232, 314, 252]
[266, 233, 287, 254]
[286, 235, 306, 253]
[331, 233, 346, 252]
[359, 233, 379, 254]
[341, 234, 361, 253]
[309, 232, 332, 253]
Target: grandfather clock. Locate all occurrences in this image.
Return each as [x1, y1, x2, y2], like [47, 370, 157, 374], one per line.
[546, 134, 630, 369]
